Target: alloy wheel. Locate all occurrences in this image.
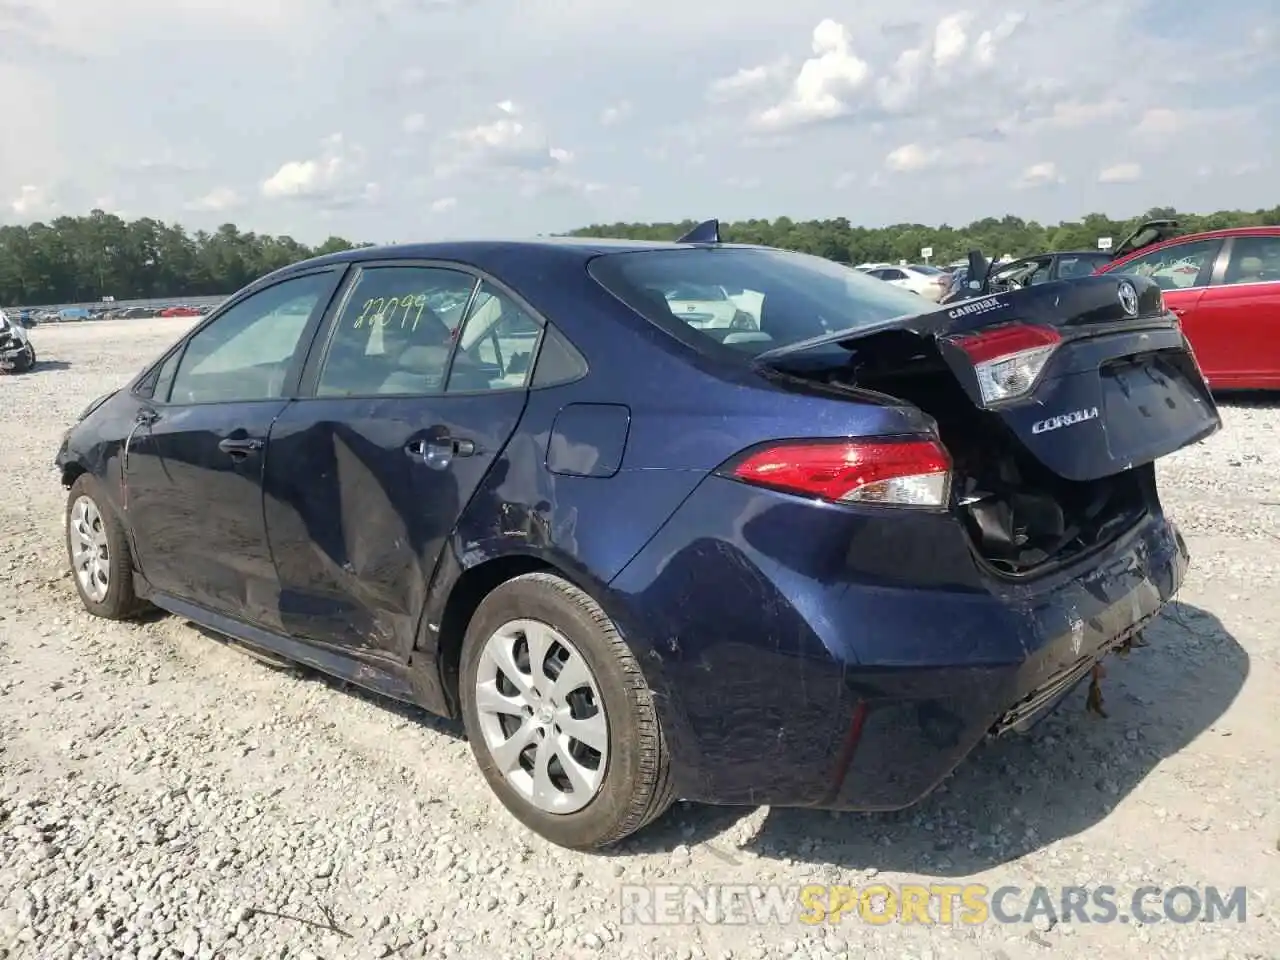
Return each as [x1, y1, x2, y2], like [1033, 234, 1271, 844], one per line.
[70, 495, 110, 602]
[473, 618, 609, 814]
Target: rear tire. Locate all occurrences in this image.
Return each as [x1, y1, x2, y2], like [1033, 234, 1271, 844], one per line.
[10, 346, 33, 372]
[65, 474, 147, 620]
[459, 572, 673, 849]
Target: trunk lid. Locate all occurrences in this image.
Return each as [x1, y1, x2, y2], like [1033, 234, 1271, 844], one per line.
[755, 274, 1221, 483]
[1110, 218, 1180, 260]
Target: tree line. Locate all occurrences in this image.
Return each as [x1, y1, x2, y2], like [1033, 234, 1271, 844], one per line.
[569, 205, 1280, 266]
[0, 213, 365, 307]
[3, 204, 1278, 307]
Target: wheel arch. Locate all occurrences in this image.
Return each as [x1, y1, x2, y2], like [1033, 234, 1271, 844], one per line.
[60, 461, 88, 488]
[429, 548, 611, 717]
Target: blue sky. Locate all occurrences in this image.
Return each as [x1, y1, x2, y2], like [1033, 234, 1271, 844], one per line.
[1, 0, 1276, 244]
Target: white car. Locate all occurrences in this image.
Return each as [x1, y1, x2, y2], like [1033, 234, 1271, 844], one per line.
[661, 282, 757, 330]
[863, 263, 952, 302]
[0, 309, 36, 372]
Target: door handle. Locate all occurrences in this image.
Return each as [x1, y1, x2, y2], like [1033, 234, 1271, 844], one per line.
[218, 436, 264, 457]
[404, 436, 476, 467]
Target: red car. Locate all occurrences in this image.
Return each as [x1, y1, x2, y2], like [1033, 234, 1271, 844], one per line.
[159, 306, 202, 318]
[1096, 226, 1280, 390]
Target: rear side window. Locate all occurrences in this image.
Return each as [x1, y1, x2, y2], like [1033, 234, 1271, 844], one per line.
[1221, 236, 1280, 285]
[1057, 254, 1108, 279]
[588, 247, 928, 359]
[445, 281, 543, 393]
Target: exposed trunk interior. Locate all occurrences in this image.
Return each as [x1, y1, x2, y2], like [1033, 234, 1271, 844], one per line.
[780, 331, 1152, 577]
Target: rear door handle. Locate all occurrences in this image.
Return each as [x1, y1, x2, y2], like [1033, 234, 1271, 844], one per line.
[218, 437, 264, 458]
[405, 436, 477, 467]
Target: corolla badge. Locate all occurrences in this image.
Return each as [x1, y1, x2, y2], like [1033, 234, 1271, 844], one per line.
[1032, 406, 1100, 434]
[1117, 279, 1139, 317]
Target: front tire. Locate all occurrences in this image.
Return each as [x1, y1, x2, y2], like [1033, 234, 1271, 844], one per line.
[9, 346, 34, 372]
[459, 572, 673, 849]
[65, 474, 146, 620]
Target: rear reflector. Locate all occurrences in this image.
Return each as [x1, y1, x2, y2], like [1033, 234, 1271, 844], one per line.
[946, 323, 1061, 405]
[723, 438, 951, 507]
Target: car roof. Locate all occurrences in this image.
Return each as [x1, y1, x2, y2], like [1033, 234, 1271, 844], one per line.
[287, 237, 729, 272]
[1104, 225, 1280, 269]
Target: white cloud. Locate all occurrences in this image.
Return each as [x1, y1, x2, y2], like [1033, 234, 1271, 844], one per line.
[883, 138, 992, 174]
[1015, 161, 1064, 189]
[707, 60, 790, 103]
[1026, 98, 1128, 131]
[971, 12, 1026, 67]
[885, 143, 933, 173]
[875, 10, 1024, 113]
[260, 134, 377, 208]
[429, 196, 457, 213]
[1134, 107, 1182, 137]
[753, 20, 870, 130]
[1098, 162, 1141, 184]
[600, 101, 632, 126]
[436, 102, 573, 178]
[931, 13, 972, 69]
[402, 113, 427, 134]
[185, 187, 244, 212]
[10, 185, 53, 217]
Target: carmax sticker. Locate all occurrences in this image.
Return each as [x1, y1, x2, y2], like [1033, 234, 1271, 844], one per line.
[946, 296, 1005, 320]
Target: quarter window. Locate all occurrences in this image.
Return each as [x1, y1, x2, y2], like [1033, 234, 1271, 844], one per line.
[1111, 239, 1219, 291]
[1221, 236, 1280, 285]
[315, 266, 478, 397]
[168, 272, 333, 405]
[446, 282, 543, 392]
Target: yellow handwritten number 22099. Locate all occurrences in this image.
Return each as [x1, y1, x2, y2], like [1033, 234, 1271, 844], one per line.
[353, 294, 429, 331]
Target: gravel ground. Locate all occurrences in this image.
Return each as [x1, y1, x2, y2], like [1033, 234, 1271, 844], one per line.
[1, 318, 1277, 960]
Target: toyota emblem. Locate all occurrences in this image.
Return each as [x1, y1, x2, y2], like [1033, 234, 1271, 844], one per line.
[1117, 280, 1139, 317]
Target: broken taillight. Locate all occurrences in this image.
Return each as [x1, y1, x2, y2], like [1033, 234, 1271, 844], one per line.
[946, 323, 1062, 405]
[722, 438, 952, 507]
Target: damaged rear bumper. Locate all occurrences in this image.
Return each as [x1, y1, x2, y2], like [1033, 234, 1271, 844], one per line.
[607, 473, 1189, 813]
[821, 513, 1188, 811]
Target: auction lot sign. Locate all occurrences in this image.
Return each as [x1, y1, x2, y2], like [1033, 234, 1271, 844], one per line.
[620, 882, 1248, 927]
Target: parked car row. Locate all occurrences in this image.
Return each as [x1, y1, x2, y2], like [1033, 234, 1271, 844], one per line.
[2, 302, 218, 325]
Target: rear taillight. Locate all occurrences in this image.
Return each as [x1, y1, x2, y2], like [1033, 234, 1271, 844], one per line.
[946, 323, 1061, 405]
[722, 438, 952, 507]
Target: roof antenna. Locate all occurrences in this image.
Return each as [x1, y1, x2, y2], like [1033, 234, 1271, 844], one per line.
[676, 219, 720, 244]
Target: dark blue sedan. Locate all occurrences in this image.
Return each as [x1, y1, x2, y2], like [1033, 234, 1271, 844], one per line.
[56, 229, 1220, 849]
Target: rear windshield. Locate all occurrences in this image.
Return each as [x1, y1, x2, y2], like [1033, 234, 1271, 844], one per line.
[588, 247, 929, 358]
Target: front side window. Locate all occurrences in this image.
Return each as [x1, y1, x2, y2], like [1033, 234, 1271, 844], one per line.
[1221, 236, 1280, 285]
[316, 266, 478, 397]
[446, 282, 543, 392]
[168, 272, 333, 404]
[1109, 238, 1220, 291]
[588, 246, 929, 359]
